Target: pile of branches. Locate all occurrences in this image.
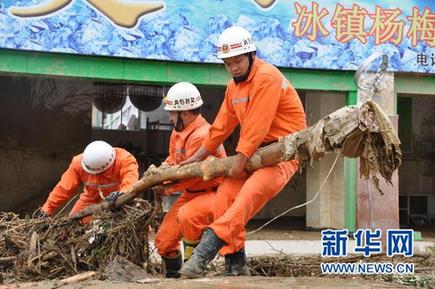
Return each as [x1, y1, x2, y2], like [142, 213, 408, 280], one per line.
[248, 253, 435, 283]
[0, 199, 163, 281]
[248, 254, 325, 277]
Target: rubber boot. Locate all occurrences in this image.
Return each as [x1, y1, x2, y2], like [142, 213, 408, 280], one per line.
[183, 238, 199, 261]
[179, 228, 224, 278]
[224, 248, 250, 276]
[162, 253, 182, 278]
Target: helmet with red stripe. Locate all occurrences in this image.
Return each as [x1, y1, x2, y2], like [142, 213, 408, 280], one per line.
[217, 26, 256, 59]
[163, 82, 203, 111]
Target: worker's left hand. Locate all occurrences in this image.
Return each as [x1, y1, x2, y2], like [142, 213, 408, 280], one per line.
[152, 181, 173, 195]
[152, 185, 166, 195]
[33, 208, 49, 220]
[229, 153, 248, 179]
[105, 191, 123, 207]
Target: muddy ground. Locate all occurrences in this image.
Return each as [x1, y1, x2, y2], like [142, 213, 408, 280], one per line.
[2, 215, 434, 288]
[0, 276, 420, 289]
[2, 253, 434, 289]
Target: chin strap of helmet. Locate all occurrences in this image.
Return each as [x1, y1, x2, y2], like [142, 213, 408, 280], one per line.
[175, 112, 184, 132]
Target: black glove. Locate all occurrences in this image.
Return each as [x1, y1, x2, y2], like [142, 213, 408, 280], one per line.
[105, 191, 123, 207]
[34, 208, 49, 220]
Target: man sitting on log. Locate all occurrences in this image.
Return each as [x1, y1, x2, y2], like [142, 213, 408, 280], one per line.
[154, 82, 226, 278]
[179, 26, 307, 278]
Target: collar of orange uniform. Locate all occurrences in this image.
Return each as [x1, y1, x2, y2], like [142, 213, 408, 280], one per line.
[174, 114, 206, 140]
[245, 57, 264, 83]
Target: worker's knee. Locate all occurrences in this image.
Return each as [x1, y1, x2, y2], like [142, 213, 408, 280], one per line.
[155, 230, 175, 256]
[177, 205, 193, 225]
[154, 229, 165, 250]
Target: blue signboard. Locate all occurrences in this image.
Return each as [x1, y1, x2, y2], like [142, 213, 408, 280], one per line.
[1, 0, 434, 73]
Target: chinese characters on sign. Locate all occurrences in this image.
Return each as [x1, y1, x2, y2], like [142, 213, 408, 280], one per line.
[292, 2, 329, 41]
[321, 229, 349, 257]
[387, 230, 414, 257]
[354, 229, 382, 257]
[293, 2, 434, 47]
[321, 229, 414, 257]
[417, 53, 435, 66]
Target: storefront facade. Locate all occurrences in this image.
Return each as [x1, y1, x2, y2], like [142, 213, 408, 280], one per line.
[1, 0, 434, 231]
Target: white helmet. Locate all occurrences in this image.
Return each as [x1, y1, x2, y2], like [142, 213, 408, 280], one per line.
[217, 26, 256, 59]
[163, 82, 203, 111]
[81, 141, 116, 175]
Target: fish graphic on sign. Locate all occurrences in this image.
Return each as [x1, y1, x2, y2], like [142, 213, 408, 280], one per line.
[252, 0, 276, 9]
[9, 0, 165, 28]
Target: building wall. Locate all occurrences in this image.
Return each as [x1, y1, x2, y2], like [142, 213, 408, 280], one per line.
[0, 75, 92, 213]
[399, 94, 435, 218]
[305, 91, 346, 229]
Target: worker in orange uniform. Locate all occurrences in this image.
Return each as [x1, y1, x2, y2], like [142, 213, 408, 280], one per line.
[179, 26, 307, 278]
[154, 82, 226, 278]
[35, 140, 139, 223]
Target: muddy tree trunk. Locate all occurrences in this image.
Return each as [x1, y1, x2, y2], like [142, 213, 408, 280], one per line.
[71, 100, 401, 220]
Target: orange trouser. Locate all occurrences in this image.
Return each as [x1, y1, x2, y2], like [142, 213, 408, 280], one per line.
[68, 195, 100, 224]
[155, 191, 216, 257]
[210, 160, 299, 255]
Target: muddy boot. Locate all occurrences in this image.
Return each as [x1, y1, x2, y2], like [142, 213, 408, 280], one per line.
[224, 248, 250, 276]
[162, 253, 182, 278]
[183, 239, 199, 261]
[179, 229, 224, 279]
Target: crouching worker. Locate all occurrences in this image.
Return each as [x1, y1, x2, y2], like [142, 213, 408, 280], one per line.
[35, 140, 139, 223]
[154, 82, 226, 278]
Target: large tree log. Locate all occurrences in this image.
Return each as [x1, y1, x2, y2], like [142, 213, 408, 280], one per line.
[71, 100, 401, 220]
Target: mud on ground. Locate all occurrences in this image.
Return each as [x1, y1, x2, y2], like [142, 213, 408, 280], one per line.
[2, 252, 434, 289]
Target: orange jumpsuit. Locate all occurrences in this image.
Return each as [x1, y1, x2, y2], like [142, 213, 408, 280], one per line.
[42, 147, 139, 222]
[202, 58, 307, 255]
[154, 115, 226, 257]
